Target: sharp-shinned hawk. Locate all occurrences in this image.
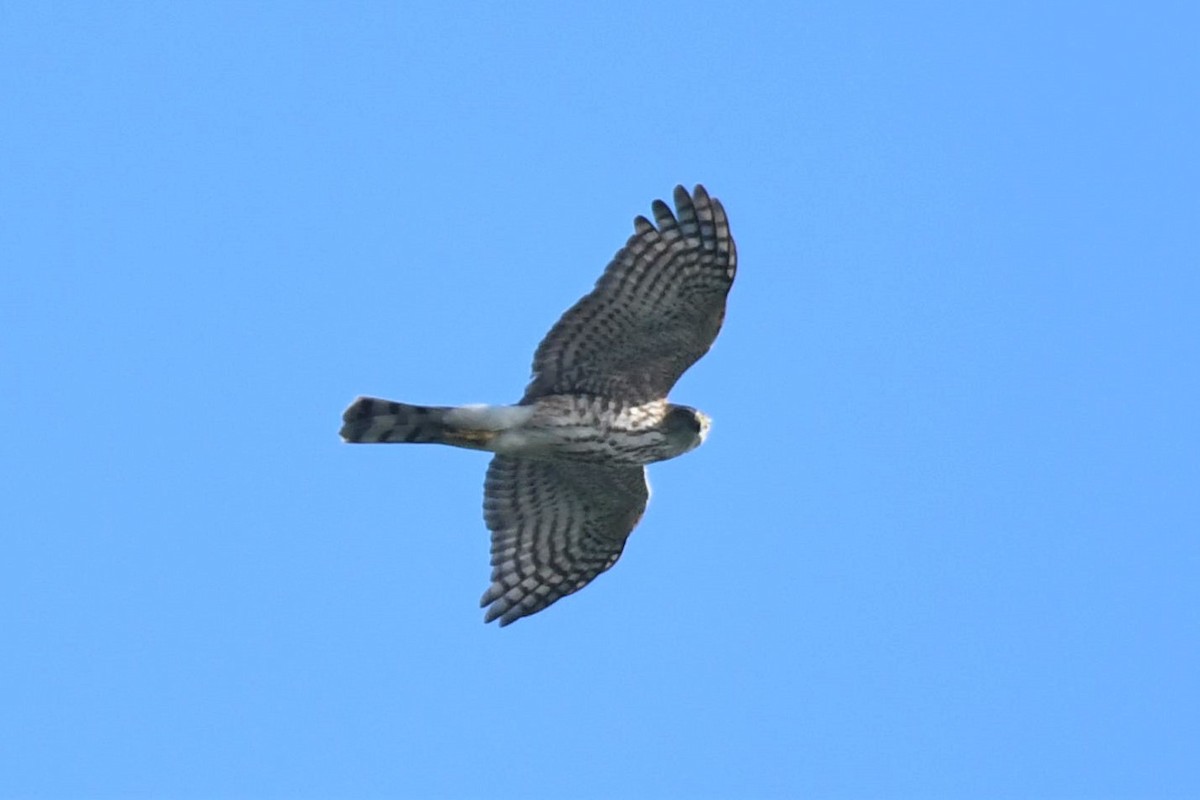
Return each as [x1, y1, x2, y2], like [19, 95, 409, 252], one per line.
[341, 185, 736, 626]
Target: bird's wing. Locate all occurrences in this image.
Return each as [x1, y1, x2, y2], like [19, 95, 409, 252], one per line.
[523, 185, 737, 404]
[480, 455, 649, 626]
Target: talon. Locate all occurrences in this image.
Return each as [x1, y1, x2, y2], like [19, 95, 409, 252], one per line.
[449, 430, 496, 447]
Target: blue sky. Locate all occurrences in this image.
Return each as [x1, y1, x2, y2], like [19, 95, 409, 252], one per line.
[2, 3, 1197, 797]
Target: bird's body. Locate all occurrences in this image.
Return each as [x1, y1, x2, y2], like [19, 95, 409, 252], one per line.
[341, 185, 736, 626]
[341, 395, 707, 466]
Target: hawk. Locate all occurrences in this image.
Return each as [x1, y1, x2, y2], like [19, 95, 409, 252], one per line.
[341, 185, 736, 626]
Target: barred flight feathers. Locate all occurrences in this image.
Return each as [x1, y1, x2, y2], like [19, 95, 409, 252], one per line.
[523, 185, 736, 404]
[480, 456, 649, 626]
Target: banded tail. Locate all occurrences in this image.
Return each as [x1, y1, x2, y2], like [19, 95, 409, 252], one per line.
[340, 397, 533, 448]
[340, 397, 455, 444]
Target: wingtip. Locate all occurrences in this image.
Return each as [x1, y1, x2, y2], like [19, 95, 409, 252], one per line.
[650, 198, 675, 228]
[481, 604, 520, 627]
[633, 214, 655, 234]
[480, 584, 507, 625]
[673, 184, 719, 220]
[673, 184, 692, 211]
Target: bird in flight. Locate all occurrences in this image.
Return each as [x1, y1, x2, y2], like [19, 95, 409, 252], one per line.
[341, 185, 737, 626]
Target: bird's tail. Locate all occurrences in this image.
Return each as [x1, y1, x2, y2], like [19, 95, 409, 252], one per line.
[340, 397, 456, 444]
[341, 397, 531, 449]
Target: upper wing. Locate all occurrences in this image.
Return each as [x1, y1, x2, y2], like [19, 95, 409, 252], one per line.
[523, 185, 737, 404]
[480, 455, 649, 626]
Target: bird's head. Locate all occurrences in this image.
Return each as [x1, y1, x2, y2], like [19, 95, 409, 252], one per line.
[662, 404, 712, 454]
